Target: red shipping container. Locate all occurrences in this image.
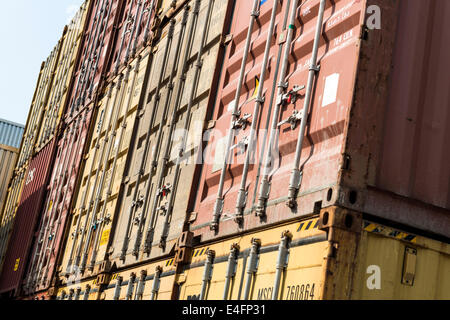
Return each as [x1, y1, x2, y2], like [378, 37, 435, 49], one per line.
[0, 139, 56, 297]
[190, 0, 450, 242]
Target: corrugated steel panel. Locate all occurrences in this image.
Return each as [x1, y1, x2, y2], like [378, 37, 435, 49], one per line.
[363, 0, 450, 230]
[0, 169, 26, 275]
[190, 0, 450, 242]
[58, 48, 152, 282]
[64, 0, 127, 123]
[0, 139, 57, 296]
[0, 119, 24, 149]
[103, 0, 233, 270]
[0, 146, 19, 224]
[35, 2, 90, 153]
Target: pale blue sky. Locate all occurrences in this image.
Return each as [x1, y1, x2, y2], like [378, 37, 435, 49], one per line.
[0, 0, 85, 125]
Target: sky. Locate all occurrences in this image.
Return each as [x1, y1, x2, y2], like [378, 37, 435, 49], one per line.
[0, 0, 85, 126]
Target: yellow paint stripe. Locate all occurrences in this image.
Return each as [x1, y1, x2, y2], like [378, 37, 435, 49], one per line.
[364, 224, 378, 232]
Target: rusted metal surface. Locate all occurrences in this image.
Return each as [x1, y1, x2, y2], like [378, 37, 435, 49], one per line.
[374, 0, 450, 212]
[104, 0, 233, 270]
[0, 139, 57, 296]
[190, 0, 450, 241]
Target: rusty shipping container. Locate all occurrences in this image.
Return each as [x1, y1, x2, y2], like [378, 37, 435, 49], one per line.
[19, 0, 128, 299]
[101, 0, 234, 272]
[189, 0, 450, 244]
[0, 140, 57, 297]
[53, 208, 450, 300]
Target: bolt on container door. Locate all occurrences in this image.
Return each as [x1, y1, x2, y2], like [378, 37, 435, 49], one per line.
[55, 279, 97, 300]
[35, 2, 90, 154]
[65, 0, 126, 123]
[59, 48, 152, 280]
[109, 0, 233, 270]
[177, 218, 327, 300]
[0, 139, 57, 297]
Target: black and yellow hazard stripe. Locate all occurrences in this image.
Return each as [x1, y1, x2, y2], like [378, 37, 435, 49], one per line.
[363, 221, 417, 243]
[296, 218, 320, 233]
[166, 259, 175, 267]
[192, 247, 210, 258]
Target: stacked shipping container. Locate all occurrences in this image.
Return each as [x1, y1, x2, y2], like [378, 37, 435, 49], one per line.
[20, 0, 129, 299]
[0, 36, 64, 279]
[60, 0, 158, 283]
[1, 0, 450, 300]
[0, 2, 92, 297]
[0, 120, 24, 258]
[22, 2, 92, 297]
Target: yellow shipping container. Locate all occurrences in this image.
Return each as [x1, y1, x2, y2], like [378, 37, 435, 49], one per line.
[54, 206, 450, 300]
[176, 207, 450, 300]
